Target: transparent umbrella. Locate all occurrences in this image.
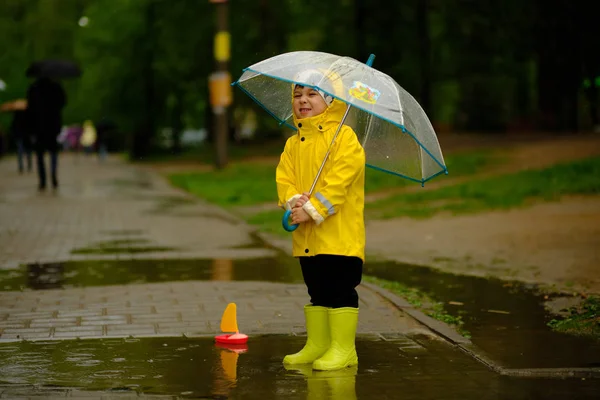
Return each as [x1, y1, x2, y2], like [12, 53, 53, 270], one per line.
[233, 51, 447, 231]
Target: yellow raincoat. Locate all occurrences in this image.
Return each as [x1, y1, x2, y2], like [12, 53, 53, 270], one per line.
[276, 99, 366, 261]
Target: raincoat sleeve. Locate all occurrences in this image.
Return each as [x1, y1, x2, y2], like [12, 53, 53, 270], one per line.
[302, 127, 365, 225]
[276, 138, 302, 211]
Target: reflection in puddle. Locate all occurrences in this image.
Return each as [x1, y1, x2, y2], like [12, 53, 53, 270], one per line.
[212, 258, 234, 281]
[0, 336, 596, 399]
[214, 342, 247, 397]
[285, 364, 357, 400]
[0, 257, 302, 292]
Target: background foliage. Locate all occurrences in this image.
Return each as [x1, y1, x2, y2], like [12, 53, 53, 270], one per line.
[0, 0, 598, 156]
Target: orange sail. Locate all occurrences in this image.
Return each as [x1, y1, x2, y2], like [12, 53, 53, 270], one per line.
[220, 303, 238, 333]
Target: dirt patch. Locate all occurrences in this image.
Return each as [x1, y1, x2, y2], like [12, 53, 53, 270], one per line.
[365, 134, 600, 294]
[366, 196, 600, 294]
[502, 134, 600, 171]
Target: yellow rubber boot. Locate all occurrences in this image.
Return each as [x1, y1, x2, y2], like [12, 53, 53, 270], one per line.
[312, 307, 358, 371]
[283, 305, 330, 365]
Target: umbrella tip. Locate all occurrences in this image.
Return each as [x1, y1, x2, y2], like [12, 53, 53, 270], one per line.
[366, 54, 376, 67]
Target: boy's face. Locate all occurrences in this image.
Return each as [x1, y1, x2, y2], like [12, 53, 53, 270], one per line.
[293, 85, 328, 119]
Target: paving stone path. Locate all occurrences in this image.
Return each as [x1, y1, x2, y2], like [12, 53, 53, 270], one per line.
[0, 154, 427, 342]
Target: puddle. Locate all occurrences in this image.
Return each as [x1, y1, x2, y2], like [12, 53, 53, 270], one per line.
[0, 257, 303, 291]
[71, 246, 176, 255]
[70, 239, 176, 255]
[0, 256, 598, 373]
[111, 178, 153, 189]
[26, 262, 64, 290]
[0, 336, 596, 399]
[87, 239, 151, 246]
[363, 261, 600, 369]
[152, 195, 196, 209]
[101, 229, 145, 236]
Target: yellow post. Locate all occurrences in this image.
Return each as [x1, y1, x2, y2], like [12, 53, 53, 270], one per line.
[209, 0, 231, 169]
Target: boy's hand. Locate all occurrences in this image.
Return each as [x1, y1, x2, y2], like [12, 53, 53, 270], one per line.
[294, 192, 310, 208]
[291, 206, 311, 224]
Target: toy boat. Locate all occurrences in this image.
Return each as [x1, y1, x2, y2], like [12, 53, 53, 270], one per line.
[215, 303, 248, 344]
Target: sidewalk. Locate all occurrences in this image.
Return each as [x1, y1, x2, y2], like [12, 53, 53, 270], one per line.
[0, 153, 433, 342]
[1, 152, 598, 400]
[0, 153, 274, 269]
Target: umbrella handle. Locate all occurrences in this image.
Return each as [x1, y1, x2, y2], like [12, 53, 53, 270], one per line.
[282, 210, 299, 232]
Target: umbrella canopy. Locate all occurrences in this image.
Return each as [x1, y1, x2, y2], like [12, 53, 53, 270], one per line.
[233, 51, 447, 184]
[0, 99, 27, 112]
[26, 59, 81, 79]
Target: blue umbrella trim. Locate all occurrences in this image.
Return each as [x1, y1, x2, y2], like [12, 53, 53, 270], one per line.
[366, 163, 447, 186]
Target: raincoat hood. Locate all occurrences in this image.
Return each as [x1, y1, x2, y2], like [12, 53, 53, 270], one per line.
[292, 98, 347, 134]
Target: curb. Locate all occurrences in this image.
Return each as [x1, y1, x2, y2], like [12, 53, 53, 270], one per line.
[360, 281, 471, 345]
[361, 281, 600, 379]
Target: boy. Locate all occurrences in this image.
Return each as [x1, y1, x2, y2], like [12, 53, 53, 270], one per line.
[276, 69, 366, 371]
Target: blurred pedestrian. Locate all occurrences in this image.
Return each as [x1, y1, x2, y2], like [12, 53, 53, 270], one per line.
[10, 107, 32, 173]
[66, 124, 83, 152]
[26, 76, 66, 190]
[80, 120, 97, 155]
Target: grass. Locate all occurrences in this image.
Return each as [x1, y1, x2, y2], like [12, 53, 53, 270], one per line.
[363, 275, 470, 338]
[367, 156, 600, 219]
[547, 296, 600, 338]
[168, 148, 499, 209]
[169, 163, 277, 207]
[364, 148, 497, 192]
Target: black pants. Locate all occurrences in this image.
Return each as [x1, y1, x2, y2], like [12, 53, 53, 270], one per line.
[299, 254, 363, 308]
[35, 148, 58, 188]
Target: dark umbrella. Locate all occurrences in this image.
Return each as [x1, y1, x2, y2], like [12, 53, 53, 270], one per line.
[26, 59, 82, 79]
